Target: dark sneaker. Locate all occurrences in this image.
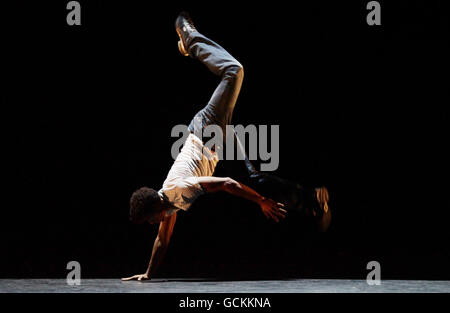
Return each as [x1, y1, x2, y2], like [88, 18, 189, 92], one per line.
[175, 12, 197, 57]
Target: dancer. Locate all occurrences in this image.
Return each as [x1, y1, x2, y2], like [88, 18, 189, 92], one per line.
[122, 12, 329, 281]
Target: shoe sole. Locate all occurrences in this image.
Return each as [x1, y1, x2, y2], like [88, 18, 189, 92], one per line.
[176, 28, 189, 56]
[315, 187, 331, 232]
[178, 40, 189, 56]
[315, 187, 329, 213]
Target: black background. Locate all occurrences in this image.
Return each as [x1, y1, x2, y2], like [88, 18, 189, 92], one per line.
[2, 0, 449, 280]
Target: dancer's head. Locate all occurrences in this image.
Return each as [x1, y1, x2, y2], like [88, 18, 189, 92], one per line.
[129, 187, 166, 224]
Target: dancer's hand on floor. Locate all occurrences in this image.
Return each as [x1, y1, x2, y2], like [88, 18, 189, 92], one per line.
[121, 273, 151, 281]
[259, 198, 287, 222]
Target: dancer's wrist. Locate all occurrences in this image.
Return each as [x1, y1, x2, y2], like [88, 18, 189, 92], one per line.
[258, 196, 267, 205]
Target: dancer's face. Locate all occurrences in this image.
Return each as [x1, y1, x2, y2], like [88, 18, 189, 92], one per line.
[147, 210, 165, 224]
[146, 197, 167, 224]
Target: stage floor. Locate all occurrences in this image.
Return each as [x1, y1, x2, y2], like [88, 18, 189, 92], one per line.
[1, 279, 450, 293]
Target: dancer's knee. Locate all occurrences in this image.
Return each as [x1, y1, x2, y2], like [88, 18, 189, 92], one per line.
[224, 64, 244, 84]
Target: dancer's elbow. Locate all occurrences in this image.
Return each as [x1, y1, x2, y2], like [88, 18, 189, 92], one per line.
[222, 177, 239, 192]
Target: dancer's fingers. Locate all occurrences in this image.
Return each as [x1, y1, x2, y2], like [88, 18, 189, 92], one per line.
[275, 208, 287, 219]
[121, 275, 139, 281]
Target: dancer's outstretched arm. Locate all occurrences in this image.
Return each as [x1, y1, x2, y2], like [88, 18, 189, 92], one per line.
[197, 177, 287, 222]
[122, 213, 177, 281]
[122, 177, 286, 281]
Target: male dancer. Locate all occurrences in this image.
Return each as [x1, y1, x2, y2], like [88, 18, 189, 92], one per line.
[122, 12, 329, 281]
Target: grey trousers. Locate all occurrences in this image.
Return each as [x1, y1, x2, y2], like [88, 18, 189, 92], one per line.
[186, 31, 244, 141]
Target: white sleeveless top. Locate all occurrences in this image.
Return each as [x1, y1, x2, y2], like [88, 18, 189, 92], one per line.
[158, 133, 219, 216]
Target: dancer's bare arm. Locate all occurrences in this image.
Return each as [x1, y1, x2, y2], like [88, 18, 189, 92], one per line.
[197, 176, 287, 222]
[122, 177, 285, 281]
[121, 212, 177, 281]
